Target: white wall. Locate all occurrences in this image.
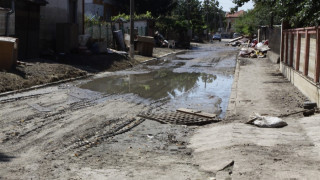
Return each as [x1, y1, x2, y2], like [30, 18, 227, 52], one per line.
[40, 0, 83, 48]
[114, 20, 148, 35]
[0, 9, 15, 36]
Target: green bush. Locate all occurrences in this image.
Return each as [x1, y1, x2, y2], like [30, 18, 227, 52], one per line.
[111, 11, 154, 22]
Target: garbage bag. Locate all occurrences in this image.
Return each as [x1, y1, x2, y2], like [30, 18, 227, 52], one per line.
[256, 42, 264, 49]
[247, 113, 288, 128]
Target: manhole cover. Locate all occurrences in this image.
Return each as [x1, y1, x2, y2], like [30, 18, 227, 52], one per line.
[138, 112, 220, 126]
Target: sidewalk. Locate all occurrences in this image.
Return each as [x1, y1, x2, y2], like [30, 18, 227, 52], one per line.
[189, 57, 320, 179]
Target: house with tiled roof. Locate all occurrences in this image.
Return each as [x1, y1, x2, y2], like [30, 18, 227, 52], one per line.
[226, 10, 245, 33]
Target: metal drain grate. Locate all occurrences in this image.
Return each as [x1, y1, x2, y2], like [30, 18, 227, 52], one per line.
[138, 112, 220, 125]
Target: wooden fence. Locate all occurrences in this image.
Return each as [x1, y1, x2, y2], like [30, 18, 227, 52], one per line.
[281, 27, 320, 82]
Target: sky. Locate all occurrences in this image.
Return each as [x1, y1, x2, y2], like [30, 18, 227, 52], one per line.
[217, 0, 254, 12]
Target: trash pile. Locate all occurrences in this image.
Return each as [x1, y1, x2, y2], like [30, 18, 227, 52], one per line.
[226, 36, 270, 58]
[227, 36, 249, 47]
[238, 39, 270, 58]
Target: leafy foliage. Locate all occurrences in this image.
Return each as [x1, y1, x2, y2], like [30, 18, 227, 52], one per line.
[111, 11, 153, 22]
[234, 10, 255, 36]
[233, 3, 282, 36]
[116, 0, 225, 38]
[174, 0, 204, 34]
[85, 14, 106, 26]
[202, 0, 225, 32]
[232, 0, 320, 28]
[118, 0, 177, 17]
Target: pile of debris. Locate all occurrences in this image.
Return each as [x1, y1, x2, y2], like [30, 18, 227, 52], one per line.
[226, 36, 248, 47]
[226, 36, 270, 58]
[238, 39, 270, 58]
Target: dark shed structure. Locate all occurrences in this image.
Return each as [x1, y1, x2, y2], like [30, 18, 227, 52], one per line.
[0, 0, 48, 60]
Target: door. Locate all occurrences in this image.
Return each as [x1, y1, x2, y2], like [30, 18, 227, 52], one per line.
[15, 1, 41, 60]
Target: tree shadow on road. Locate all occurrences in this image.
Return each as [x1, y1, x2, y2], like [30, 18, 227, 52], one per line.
[0, 152, 15, 162]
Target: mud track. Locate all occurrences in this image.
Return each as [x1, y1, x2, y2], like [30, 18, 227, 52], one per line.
[0, 43, 237, 179]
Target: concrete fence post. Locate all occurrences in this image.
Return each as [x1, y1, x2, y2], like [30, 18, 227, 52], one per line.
[315, 27, 320, 83]
[281, 30, 284, 62]
[285, 32, 289, 64]
[290, 32, 294, 67]
[304, 29, 310, 76]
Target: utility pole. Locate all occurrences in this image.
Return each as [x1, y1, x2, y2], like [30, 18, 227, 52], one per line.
[130, 0, 135, 58]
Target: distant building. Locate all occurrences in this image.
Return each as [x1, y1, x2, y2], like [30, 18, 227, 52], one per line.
[40, 0, 84, 53]
[0, 0, 48, 59]
[225, 10, 245, 33]
[0, 0, 85, 59]
[85, 0, 120, 21]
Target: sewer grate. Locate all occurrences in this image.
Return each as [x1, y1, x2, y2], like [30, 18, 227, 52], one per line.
[138, 112, 220, 126]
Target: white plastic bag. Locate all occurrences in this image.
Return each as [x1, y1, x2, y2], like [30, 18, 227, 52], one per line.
[248, 113, 288, 128]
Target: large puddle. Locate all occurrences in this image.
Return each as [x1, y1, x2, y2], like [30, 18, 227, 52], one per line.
[80, 69, 234, 117]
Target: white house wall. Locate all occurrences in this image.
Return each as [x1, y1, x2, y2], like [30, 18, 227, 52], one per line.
[0, 9, 15, 36]
[40, 0, 83, 47]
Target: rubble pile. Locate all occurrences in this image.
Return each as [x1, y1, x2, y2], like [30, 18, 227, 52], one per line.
[226, 37, 270, 58]
[239, 39, 270, 58]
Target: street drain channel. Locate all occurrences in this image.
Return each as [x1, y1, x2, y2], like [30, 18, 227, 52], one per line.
[138, 111, 220, 126]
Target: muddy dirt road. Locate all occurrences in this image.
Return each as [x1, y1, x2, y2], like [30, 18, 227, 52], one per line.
[0, 43, 237, 179]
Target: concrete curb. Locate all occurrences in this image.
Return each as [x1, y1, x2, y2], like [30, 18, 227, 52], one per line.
[0, 74, 93, 98]
[225, 56, 241, 118]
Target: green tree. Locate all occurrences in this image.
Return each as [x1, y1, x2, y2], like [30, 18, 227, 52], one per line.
[233, 3, 282, 36]
[174, 0, 204, 35]
[232, 0, 320, 28]
[202, 0, 225, 32]
[234, 10, 255, 36]
[119, 0, 177, 17]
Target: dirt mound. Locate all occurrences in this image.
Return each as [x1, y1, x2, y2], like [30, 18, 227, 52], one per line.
[0, 63, 87, 93]
[60, 53, 139, 72]
[0, 52, 140, 94]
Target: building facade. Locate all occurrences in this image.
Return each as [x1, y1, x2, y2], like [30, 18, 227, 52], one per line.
[85, 0, 119, 21]
[0, 7, 15, 36]
[225, 10, 245, 33]
[40, 0, 84, 52]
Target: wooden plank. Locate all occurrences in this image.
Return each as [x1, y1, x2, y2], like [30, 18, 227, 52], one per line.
[177, 108, 216, 118]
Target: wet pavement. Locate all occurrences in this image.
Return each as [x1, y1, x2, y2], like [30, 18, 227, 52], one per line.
[0, 43, 239, 180]
[80, 44, 237, 117]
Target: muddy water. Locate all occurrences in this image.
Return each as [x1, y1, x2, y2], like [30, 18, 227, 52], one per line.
[80, 45, 236, 117]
